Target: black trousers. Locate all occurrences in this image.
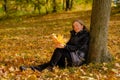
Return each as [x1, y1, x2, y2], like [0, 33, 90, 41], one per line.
[36, 48, 72, 71]
[50, 48, 72, 67]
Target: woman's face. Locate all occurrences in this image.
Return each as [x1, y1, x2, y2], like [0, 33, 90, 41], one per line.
[73, 21, 83, 33]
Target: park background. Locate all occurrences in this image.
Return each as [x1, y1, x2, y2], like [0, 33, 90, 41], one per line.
[0, 0, 120, 80]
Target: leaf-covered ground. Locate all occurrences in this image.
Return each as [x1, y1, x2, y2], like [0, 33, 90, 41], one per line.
[0, 8, 120, 80]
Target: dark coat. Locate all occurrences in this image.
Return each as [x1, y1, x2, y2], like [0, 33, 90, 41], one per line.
[64, 28, 89, 66]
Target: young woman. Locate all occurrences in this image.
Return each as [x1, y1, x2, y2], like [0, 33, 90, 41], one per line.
[20, 19, 90, 72]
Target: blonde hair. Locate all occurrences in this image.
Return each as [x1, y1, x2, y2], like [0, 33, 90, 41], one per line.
[72, 19, 85, 27]
[72, 19, 88, 31]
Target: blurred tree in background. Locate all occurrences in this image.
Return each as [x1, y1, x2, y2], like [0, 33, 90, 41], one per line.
[0, 0, 93, 19]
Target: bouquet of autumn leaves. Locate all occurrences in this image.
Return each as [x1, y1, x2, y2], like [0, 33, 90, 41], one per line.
[51, 33, 67, 47]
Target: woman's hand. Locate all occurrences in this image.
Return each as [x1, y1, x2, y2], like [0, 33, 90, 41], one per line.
[55, 43, 65, 48]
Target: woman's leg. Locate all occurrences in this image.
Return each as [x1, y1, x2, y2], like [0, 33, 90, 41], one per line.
[57, 56, 65, 68]
[30, 48, 72, 72]
[30, 62, 50, 72]
[49, 48, 72, 67]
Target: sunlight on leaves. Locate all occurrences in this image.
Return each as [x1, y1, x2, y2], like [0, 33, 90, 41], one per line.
[0, 8, 120, 79]
[51, 33, 67, 45]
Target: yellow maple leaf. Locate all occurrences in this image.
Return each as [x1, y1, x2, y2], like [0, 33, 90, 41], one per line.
[51, 33, 67, 45]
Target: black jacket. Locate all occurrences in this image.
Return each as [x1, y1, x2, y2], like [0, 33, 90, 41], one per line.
[65, 28, 89, 53]
[64, 28, 89, 65]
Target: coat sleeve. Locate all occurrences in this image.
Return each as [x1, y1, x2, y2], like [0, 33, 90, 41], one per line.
[64, 33, 89, 52]
[64, 44, 78, 51]
[79, 34, 89, 51]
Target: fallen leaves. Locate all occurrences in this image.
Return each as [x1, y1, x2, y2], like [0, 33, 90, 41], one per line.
[0, 10, 120, 79]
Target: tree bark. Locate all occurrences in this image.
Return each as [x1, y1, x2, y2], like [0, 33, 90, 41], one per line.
[52, 0, 57, 13]
[70, 0, 73, 10]
[63, 0, 65, 10]
[66, 0, 70, 11]
[3, 0, 7, 14]
[37, 0, 41, 14]
[45, 0, 49, 14]
[88, 0, 113, 63]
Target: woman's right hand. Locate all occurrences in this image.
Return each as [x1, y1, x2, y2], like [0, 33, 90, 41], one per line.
[55, 43, 65, 48]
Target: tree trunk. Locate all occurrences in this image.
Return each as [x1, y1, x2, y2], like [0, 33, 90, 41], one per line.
[45, 0, 49, 14]
[3, 0, 7, 14]
[88, 0, 113, 63]
[70, 0, 73, 10]
[52, 0, 57, 13]
[37, 0, 41, 14]
[66, 0, 70, 11]
[63, 0, 65, 10]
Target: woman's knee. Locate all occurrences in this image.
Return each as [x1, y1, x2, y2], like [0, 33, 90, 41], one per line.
[53, 48, 63, 56]
[54, 48, 69, 57]
[54, 48, 63, 53]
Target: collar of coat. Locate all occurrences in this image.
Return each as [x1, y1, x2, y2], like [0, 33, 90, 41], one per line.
[70, 28, 88, 36]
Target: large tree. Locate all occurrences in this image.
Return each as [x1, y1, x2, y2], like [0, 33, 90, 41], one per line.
[88, 0, 113, 63]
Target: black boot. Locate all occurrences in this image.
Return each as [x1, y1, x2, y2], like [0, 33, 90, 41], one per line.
[46, 66, 53, 72]
[19, 66, 27, 71]
[30, 62, 50, 72]
[30, 66, 43, 72]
